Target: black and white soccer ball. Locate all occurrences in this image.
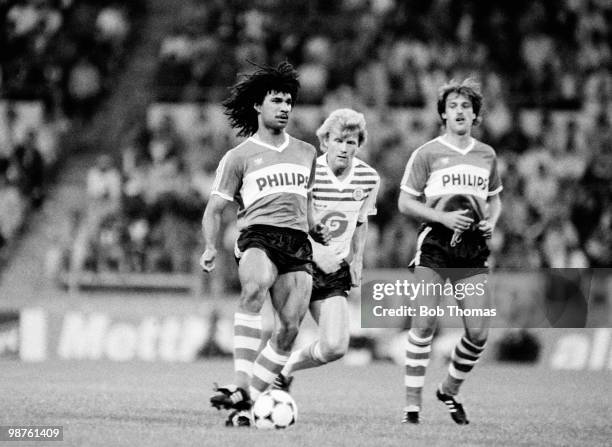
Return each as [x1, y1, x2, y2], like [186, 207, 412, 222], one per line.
[252, 389, 298, 429]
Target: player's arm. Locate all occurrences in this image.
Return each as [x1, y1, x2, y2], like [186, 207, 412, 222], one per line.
[399, 148, 473, 231]
[307, 187, 330, 244]
[306, 190, 319, 235]
[349, 220, 368, 286]
[398, 191, 442, 222]
[488, 194, 502, 227]
[200, 195, 231, 272]
[350, 176, 379, 286]
[477, 194, 502, 239]
[478, 153, 503, 238]
[200, 151, 240, 272]
[398, 191, 473, 232]
[307, 155, 331, 244]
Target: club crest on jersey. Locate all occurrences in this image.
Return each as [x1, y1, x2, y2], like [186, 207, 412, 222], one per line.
[352, 187, 365, 200]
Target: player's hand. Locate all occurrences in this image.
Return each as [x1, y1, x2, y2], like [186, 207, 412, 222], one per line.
[477, 220, 494, 239]
[311, 241, 341, 274]
[199, 248, 217, 272]
[310, 223, 332, 245]
[350, 259, 363, 287]
[439, 209, 474, 232]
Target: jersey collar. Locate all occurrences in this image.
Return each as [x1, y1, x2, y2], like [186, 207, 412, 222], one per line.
[436, 136, 475, 155]
[320, 154, 355, 189]
[249, 133, 289, 152]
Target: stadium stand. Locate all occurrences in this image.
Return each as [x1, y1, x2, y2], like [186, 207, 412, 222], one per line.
[2, 9, 612, 445]
[0, 0, 145, 276]
[1, 0, 611, 294]
[1, 0, 144, 120]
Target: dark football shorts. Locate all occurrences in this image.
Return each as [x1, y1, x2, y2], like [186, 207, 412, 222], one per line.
[235, 224, 313, 275]
[411, 223, 490, 281]
[311, 260, 352, 302]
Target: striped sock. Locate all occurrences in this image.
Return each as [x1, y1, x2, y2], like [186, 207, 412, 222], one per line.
[405, 330, 433, 410]
[250, 340, 289, 401]
[233, 312, 262, 389]
[441, 335, 486, 396]
[281, 340, 326, 376]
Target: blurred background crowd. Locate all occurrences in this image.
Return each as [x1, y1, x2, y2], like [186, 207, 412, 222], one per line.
[2, 0, 143, 119]
[0, 0, 143, 268]
[1, 0, 611, 291]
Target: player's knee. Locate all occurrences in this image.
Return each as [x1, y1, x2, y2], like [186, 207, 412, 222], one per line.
[239, 281, 267, 313]
[320, 337, 349, 362]
[465, 328, 488, 346]
[275, 323, 300, 351]
[410, 326, 436, 340]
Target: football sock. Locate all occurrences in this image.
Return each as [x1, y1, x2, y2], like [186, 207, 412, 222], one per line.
[250, 340, 290, 401]
[233, 312, 262, 390]
[441, 334, 486, 396]
[281, 340, 326, 376]
[405, 330, 433, 409]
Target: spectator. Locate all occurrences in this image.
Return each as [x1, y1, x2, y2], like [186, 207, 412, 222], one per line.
[0, 164, 27, 246]
[148, 114, 183, 165]
[51, 0, 612, 279]
[6, 1, 41, 38]
[297, 36, 331, 104]
[67, 57, 102, 120]
[86, 154, 122, 205]
[96, 6, 129, 47]
[191, 160, 216, 204]
[12, 128, 45, 208]
[497, 109, 530, 155]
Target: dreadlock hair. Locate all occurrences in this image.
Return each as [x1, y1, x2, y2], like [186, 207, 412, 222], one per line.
[437, 78, 483, 126]
[222, 61, 300, 137]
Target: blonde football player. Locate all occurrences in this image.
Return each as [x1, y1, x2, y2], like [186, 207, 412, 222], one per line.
[273, 108, 380, 389]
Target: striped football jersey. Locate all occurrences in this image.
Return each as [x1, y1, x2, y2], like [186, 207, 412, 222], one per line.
[211, 133, 317, 232]
[312, 154, 380, 260]
[400, 136, 502, 219]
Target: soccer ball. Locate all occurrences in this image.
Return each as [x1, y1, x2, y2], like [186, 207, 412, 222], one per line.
[252, 389, 298, 429]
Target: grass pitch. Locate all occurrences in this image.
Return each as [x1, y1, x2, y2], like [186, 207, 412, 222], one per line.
[1, 359, 610, 447]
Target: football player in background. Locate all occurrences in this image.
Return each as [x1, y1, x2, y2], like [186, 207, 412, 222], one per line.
[398, 79, 503, 425]
[273, 108, 379, 390]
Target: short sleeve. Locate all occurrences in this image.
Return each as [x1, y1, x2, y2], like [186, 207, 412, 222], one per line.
[488, 155, 503, 196]
[211, 151, 242, 201]
[400, 148, 428, 196]
[307, 149, 317, 192]
[358, 175, 380, 222]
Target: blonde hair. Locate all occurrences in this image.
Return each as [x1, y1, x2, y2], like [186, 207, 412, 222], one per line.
[316, 108, 367, 151]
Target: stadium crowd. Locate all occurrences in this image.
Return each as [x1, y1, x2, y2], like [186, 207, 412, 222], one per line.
[154, 0, 611, 110]
[3, 0, 612, 283]
[1, 0, 144, 119]
[60, 98, 612, 283]
[69, 118, 204, 274]
[0, 0, 143, 265]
